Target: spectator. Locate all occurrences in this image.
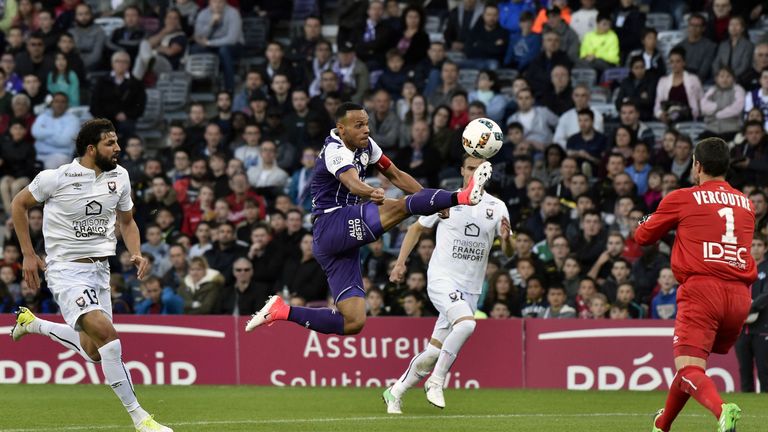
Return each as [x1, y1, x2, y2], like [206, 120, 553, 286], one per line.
[667, 134, 694, 187]
[397, 5, 429, 68]
[288, 15, 323, 65]
[541, 6, 579, 63]
[572, 209, 607, 269]
[15, 33, 53, 86]
[47, 52, 80, 106]
[141, 224, 172, 277]
[587, 231, 626, 284]
[3, 28, 24, 57]
[566, 108, 607, 171]
[624, 28, 666, 80]
[344, 0, 396, 71]
[0, 119, 35, 214]
[445, 0, 484, 53]
[36, 10, 60, 54]
[542, 64, 573, 116]
[506, 88, 558, 151]
[16, 279, 56, 313]
[401, 290, 427, 317]
[306, 42, 335, 100]
[625, 142, 652, 195]
[615, 282, 647, 318]
[55, 32, 86, 84]
[700, 66, 745, 140]
[366, 287, 389, 316]
[174, 157, 208, 205]
[675, 13, 717, 83]
[751, 191, 768, 238]
[542, 285, 577, 318]
[0, 53, 23, 94]
[218, 257, 267, 315]
[468, 70, 507, 125]
[204, 221, 248, 285]
[246, 140, 289, 190]
[609, 303, 629, 319]
[70, 4, 106, 72]
[181, 184, 216, 237]
[554, 85, 605, 147]
[134, 276, 184, 315]
[714, 16, 754, 79]
[132, 9, 188, 80]
[463, 3, 509, 70]
[612, 0, 645, 64]
[289, 147, 317, 213]
[570, 0, 597, 41]
[706, 0, 733, 44]
[489, 301, 512, 319]
[21, 74, 45, 114]
[532, 0, 570, 34]
[498, 0, 535, 38]
[161, 244, 189, 290]
[189, 221, 213, 258]
[618, 101, 655, 147]
[417, 41, 446, 97]
[651, 267, 677, 319]
[427, 60, 463, 110]
[282, 233, 329, 303]
[247, 223, 283, 296]
[394, 120, 439, 187]
[105, 6, 144, 61]
[601, 257, 634, 303]
[31, 92, 78, 169]
[192, 0, 243, 92]
[730, 120, 768, 188]
[520, 276, 547, 317]
[179, 256, 225, 314]
[588, 292, 608, 319]
[744, 67, 768, 131]
[368, 89, 401, 150]
[577, 12, 619, 73]
[332, 41, 370, 104]
[654, 47, 703, 124]
[90, 51, 146, 137]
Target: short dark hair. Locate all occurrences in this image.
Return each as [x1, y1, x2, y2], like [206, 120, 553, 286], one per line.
[547, 285, 566, 294]
[507, 121, 524, 132]
[694, 137, 730, 177]
[577, 108, 594, 120]
[669, 46, 686, 60]
[744, 119, 764, 132]
[519, 11, 534, 22]
[76, 119, 115, 156]
[335, 102, 365, 122]
[642, 27, 657, 39]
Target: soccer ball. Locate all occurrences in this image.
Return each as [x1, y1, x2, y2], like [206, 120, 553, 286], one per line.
[461, 118, 504, 159]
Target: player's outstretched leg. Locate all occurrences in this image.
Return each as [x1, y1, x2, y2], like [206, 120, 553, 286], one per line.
[246, 295, 362, 335]
[655, 364, 726, 431]
[10, 307, 98, 363]
[718, 403, 741, 432]
[385, 343, 442, 413]
[80, 312, 173, 432]
[424, 318, 476, 409]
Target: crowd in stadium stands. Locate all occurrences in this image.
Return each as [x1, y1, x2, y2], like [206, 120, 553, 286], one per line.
[0, 0, 767, 321]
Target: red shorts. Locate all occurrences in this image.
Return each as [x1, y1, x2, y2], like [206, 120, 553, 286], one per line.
[673, 276, 752, 359]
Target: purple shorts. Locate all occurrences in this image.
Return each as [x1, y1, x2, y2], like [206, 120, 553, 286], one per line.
[312, 202, 384, 304]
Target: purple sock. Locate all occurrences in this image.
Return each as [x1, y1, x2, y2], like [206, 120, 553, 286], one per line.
[404, 189, 458, 216]
[287, 306, 345, 335]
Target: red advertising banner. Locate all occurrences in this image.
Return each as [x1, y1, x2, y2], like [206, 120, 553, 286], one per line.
[524, 319, 742, 392]
[237, 317, 524, 388]
[0, 314, 238, 385]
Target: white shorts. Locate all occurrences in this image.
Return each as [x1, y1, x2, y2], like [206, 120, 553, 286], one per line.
[46, 260, 113, 330]
[427, 280, 479, 336]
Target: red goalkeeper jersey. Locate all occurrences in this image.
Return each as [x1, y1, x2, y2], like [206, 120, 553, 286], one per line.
[635, 180, 757, 286]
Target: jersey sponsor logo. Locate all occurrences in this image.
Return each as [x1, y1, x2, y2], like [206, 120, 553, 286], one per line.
[85, 200, 102, 216]
[702, 241, 748, 269]
[451, 238, 487, 261]
[464, 223, 480, 237]
[65, 172, 86, 177]
[107, 181, 117, 193]
[348, 218, 364, 241]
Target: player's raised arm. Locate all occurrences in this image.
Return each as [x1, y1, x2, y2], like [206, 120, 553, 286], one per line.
[635, 190, 684, 246]
[337, 169, 385, 203]
[390, 221, 428, 283]
[11, 187, 46, 289]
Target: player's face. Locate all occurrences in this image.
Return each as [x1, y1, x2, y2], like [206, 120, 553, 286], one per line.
[92, 132, 120, 171]
[460, 157, 484, 187]
[338, 110, 370, 149]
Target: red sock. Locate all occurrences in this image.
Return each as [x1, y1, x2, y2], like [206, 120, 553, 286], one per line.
[677, 365, 723, 419]
[656, 371, 691, 431]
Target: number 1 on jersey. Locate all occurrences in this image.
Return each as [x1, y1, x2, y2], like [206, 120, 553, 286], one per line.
[717, 207, 738, 245]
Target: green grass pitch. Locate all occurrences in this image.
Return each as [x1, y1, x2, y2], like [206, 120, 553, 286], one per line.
[0, 385, 765, 431]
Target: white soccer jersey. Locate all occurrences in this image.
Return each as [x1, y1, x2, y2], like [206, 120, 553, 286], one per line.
[419, 193, 508, 295]
[28, 159, 133, 263]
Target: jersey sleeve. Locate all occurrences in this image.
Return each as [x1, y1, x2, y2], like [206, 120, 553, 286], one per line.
[324, 143, 355, 178]
[28, 169, 59, 203]
[118, 178, 133, 212]
[635, 189, 685, 245]
[419, 213, 440, 228]
[368, 138, 383, 165]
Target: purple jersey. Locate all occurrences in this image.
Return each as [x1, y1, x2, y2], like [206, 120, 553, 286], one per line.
[310, 129, 383, 216]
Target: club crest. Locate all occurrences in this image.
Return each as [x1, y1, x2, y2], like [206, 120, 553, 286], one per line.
[107, 181, 117, 193]
[486, 208, 494, 219]
[76, 297, 86, 308]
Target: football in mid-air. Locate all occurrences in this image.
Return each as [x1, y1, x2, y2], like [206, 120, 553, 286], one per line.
[461, 118, 504, 159]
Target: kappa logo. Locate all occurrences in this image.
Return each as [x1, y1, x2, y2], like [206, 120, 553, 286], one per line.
[75, 297, 86, 308]
[107, 181, 117, 193]
[464, 223, 480, 237]
[85, 200, 102, 216]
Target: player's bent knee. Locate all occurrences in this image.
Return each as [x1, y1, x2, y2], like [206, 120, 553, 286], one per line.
[344, 315, 367, 335]
[452, 318, 476, 337]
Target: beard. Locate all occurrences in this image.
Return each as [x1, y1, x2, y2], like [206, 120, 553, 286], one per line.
[95, 151, 118, 171]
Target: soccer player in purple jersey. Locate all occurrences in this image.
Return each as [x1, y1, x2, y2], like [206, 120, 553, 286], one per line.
[245, 103, 492, 335]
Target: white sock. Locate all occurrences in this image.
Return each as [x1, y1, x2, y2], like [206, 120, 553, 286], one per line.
[430, 320, 476, 383]
[34, 318, 98, 363]
[98, 340, 148, 424]
[391, 343, 440, 398]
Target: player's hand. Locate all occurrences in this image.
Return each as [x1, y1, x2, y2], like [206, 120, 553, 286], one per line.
[370, 188, 385, 204]
[438, 209, 450, 219]
[22, 254, 46, 290]
[389, 262, 407, 283]
[501, 216, 511, 241]
[131, 254, 149, 280]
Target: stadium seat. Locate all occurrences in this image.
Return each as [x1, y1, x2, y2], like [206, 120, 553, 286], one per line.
[571, 68, 597, 87]
[156, 72, 190, 118]
[749, 29, 766, 45]
[185, 54, 219, 102]
[136, 89, 164, 143]
[495, 68, 519, 87]
[67, 106, 93, 125]
[589, 87, 610, 104]
[645, 121, 668, 145]
[428, 32, 444, 43]
[321, 24, 338, 43]
[291, 0, 319, 22]
[94, 17, 124, 39]
[425, 15, 443, 34]
[675, 121, 707, 141]
[646, 12, 673, 32]
[601, 67, 629, 85]
[243, 16, 270, 57]
[590, 102, 618, 120]
[458, 68, 480, 90]
[446, 51, 466, 63]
